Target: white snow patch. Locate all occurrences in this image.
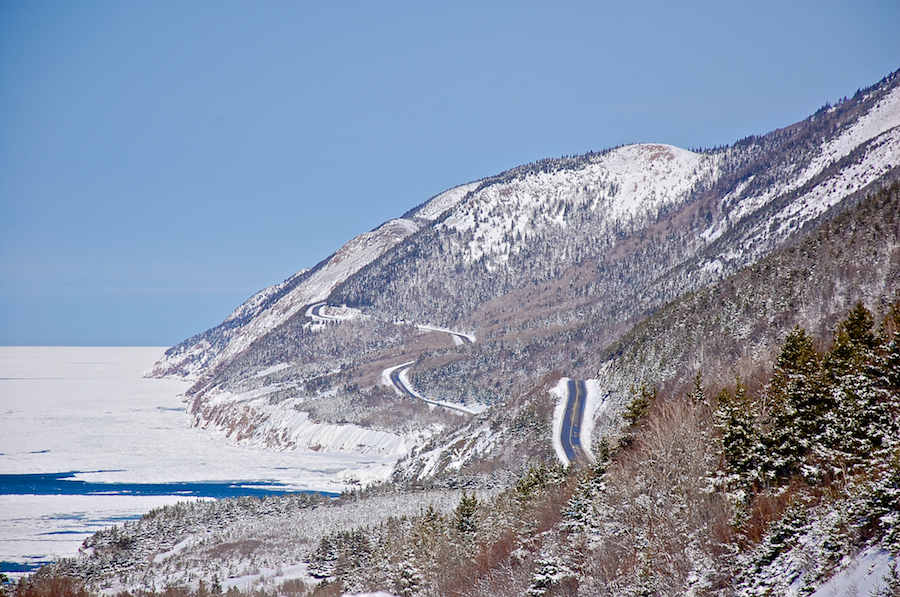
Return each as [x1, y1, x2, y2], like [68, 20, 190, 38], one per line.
[221, 563, 312, 593]
[700, 259, 725, 277]
[580, 379, 604, 461]
[412, 181, 481, 221]
[153, 535, 194, 564]
[550, 378, 570, 465]
[409, 425, 497, 479]
[253, 363, 291, 378]
[700, 222, 726, 244]
[809, 546, 893, 597]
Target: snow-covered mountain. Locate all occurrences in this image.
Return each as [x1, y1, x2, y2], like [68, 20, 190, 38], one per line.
[148, 218, 422, 380]
[149, 70, 900, 472]
[44, 69, 900, 597]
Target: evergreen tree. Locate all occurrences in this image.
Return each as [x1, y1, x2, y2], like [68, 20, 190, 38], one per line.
[624, 384, 656, 426]
[826, 303, 893, 471]
[393, 550, 423, 597]
[454, 491, 478, 534]
[688, 370, 706, 404]
[764, 326, 825, 482]
[715, 381, 761, 492]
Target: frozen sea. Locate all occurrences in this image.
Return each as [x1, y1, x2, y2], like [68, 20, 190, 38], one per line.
[0, 347, 392, 573]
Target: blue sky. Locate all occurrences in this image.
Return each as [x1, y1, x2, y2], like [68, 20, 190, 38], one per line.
[1, 1, 898, 346]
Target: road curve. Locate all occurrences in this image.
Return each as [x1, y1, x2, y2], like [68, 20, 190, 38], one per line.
[307, 302, 340, 322]
[385, 362, 477, 415]
[560, 379, 588, 464]
[414, 324, 475, 345]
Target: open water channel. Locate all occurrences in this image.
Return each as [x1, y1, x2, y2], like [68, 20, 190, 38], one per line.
[0, 347, 358, 575]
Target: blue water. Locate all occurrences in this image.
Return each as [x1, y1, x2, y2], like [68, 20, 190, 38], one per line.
[0, 472, 339, 499]
[0, 472, 339, 575]
[1, 561, 42, 574]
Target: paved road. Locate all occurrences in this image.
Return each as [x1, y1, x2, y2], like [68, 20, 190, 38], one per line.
[388, 362, 417, 400]
[414, 324, 474, 345]
[451, 332, 473, 345]
[560, 379, 588, 464]
[308, 302, 340, 322]
[386, 362, 476, 415]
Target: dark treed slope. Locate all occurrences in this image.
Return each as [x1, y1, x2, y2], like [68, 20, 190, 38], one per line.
[589, 177, 900, 424]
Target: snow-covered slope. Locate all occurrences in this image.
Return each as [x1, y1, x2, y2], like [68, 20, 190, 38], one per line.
[150, 218, 421, 380]
[697, 82, 900, 274]
[408, 180, 481, 222]
[151, 70, 900, 469]
[439, 144, 720, 266]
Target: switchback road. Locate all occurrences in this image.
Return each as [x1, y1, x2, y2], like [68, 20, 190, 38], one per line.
[385, 362, 477, 415]
[307, 302, 340, 322]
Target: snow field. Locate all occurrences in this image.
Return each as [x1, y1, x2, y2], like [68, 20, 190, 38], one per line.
[808, 547, 893, 597]
[0, 347, 415, 568]
[549, 378, 570, 465]
[439, 144, 720, 267]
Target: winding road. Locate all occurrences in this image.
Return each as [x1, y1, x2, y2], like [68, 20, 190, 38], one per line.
[385, 362, 478, 415]
[560, 379, 589, 464]
[415, 324, 474, 346]
[307, 302, 340, 322]
[307, 302, 480, 415]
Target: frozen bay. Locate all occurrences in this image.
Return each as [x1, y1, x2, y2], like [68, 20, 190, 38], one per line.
[0, 347, 393, 572]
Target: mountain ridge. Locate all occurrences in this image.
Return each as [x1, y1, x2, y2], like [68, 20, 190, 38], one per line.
[148, 70, 900, 480]
[34, 69, 900, 597]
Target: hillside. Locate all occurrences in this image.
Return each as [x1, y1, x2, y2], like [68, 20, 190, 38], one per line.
[140, 71, 900, 487]
[33, 176, 900, 597]
[10, 65, 900, 597]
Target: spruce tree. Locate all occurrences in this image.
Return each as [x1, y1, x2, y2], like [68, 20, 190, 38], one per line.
[454, 491, 478, 534]
[715, 381, 761, 491]
[826, 303, 891, 471]
[765, 326, 824, 482]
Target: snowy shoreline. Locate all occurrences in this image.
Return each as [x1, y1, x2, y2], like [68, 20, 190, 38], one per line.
[0, 347, 384, 571]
